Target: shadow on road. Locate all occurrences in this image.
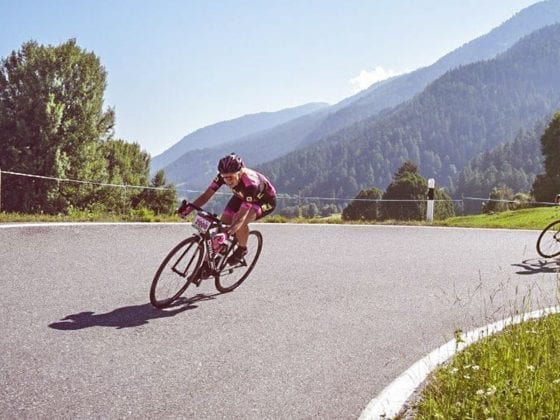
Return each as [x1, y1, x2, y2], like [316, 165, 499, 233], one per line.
[48, 293, 220, 330]
[512, 258, 560, 275]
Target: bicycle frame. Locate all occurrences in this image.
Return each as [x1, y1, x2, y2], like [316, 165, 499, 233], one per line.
[150, 201, 264, 308]
[188, 206, 237, 280]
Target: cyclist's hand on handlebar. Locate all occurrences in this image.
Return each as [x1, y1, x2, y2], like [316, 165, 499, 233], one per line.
[177, 199, 193, 218]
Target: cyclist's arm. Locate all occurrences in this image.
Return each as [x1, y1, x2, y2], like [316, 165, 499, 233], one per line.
[191, 188, 215, 209]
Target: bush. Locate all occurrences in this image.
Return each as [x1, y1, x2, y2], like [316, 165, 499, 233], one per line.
[342, 188, 383, 221]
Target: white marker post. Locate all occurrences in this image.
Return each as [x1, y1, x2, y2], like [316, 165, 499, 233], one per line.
[427, 178, 435, 223]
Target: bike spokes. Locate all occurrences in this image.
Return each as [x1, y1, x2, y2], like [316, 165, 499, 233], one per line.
[215, 231, 263, 293]
[536, 220, 560, 259]
[150, 238, 204, 308]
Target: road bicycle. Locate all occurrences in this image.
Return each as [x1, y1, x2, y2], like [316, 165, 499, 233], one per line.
[150, 202, 263, 309]
[536, 218, 560, 258]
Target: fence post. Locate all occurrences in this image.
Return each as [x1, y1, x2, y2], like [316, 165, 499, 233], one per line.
[426, 178, 435, 223]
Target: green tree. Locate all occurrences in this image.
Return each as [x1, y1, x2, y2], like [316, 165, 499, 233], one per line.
[135, 169, 178, 214]
[483, 186, 514, 213]
[381, 161, 454, 220]
[279, 206, 299, 218]
[532, 111, 560, 203]
[92, 139, 150, 212]
[320, 204, 338, 217]
[303, 202, 319, 218]
[342, 187, 383, 221]
[0, 39, 114, 212]
[433, 188, 455, 220]
[381, 161, 426, 220]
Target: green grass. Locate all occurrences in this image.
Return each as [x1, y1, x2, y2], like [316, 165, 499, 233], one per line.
[412, 314, 560, 419]
[2, 205, 559, 230]
[0, 209, 179, 223]
[435, 206, 560, 230]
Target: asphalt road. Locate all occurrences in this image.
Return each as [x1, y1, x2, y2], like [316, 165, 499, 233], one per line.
[1, 223, 558, 419]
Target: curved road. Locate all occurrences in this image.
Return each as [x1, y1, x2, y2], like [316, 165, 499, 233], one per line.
[0, 223, 558, 418]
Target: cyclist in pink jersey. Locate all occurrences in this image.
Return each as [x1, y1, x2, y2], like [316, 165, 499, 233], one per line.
[178, 153, 276, 265]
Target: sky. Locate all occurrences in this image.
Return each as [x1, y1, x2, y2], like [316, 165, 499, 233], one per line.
[0, 0, 541, 157]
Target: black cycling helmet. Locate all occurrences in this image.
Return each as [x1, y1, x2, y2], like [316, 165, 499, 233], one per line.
[218, 153, 244, 173]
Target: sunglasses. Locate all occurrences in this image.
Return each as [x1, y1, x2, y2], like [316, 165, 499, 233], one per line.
[221, 173, 239, 181]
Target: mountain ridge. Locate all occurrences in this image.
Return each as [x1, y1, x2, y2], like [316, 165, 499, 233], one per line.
[300, 0, 560, 145]
[258, 23, 560, 199]
[158, 0, 560, 197]
[150, 102, 328, 172]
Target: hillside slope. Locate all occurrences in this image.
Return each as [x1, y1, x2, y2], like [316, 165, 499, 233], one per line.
[259, 24, 560, 199]
[150, 102, 327, 171]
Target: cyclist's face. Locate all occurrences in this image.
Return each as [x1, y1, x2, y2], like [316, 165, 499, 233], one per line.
[222, 172, 240, 187]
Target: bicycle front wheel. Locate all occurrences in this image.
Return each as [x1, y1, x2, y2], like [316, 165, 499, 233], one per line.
[215, 230, 263, 293]
[150, 237, 204, 308]
[536, 220, 560, 258]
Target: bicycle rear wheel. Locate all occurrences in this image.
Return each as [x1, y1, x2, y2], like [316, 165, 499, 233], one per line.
[215, 230, 263, 293]
[536, 220, 560, 258]
[150, 237, 204, 308]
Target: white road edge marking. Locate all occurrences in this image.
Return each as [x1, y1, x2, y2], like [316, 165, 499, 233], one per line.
[359, 305, 560, 419]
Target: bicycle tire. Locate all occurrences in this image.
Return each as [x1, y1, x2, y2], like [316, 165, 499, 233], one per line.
[150, 236, 204, 308]
[536, 219, 560, 258]
[215, 230, 263, 293]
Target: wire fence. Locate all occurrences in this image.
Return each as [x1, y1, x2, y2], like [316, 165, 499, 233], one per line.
[1, 168, 558, 215]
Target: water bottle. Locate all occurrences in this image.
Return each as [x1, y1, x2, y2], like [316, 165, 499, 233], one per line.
[211, 233, 228, 253]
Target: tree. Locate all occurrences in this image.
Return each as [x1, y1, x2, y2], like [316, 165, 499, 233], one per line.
[381, 160, 454, 220]
[279, 206, 299, 218]
[532, 111, 560, 202]
[320, 204, 338, 217]
[482, 186, 514, 213]
[433, 188, 455, 220]
[381, 161, 427, 220]
[342, 187, 383, 221]
[134, 169, 178, 214]
[303, 203, 319, 218]
[89, 139, 150, 212]
[0, 39, 114, 212]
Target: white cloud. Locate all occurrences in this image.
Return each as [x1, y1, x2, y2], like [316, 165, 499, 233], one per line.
[349, 66, 401, 93]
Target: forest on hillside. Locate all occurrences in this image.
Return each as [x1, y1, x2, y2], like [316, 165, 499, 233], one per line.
[259, 24, 560, 201]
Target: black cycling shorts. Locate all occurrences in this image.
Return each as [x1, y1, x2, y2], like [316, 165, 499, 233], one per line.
[223, 195, 276, 220]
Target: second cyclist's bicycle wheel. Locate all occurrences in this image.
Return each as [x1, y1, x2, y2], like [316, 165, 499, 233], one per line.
[150, 237, 204, 308]
[536, 220, 560, 258]
[215, 230, 263, 293]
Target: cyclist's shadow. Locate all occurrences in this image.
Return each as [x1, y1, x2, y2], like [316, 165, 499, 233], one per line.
[512, 258, 560, 275]
[48, 293, 220, 331]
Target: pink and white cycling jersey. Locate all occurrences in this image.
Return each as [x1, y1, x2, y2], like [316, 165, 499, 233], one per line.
[209, 168, 277, 204]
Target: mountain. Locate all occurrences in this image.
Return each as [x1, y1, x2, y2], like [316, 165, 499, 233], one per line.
[455, 119, 547, 200]
[158, 0, 560, 191]
[150, 102, 328, 171]
[161, 108, 330, 189]
[156, 0, 560, 188]
[299, 0, 560, 146]
[258, 24, 560, 199]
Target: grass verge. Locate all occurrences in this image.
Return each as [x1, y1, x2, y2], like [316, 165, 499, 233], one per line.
[1, 206, 559, 230]
[411, 313, 560, 418]
[436, 206, 560, 230]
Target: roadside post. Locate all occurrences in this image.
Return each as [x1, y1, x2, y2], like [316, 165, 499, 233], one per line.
[427, 178, 435, 223]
